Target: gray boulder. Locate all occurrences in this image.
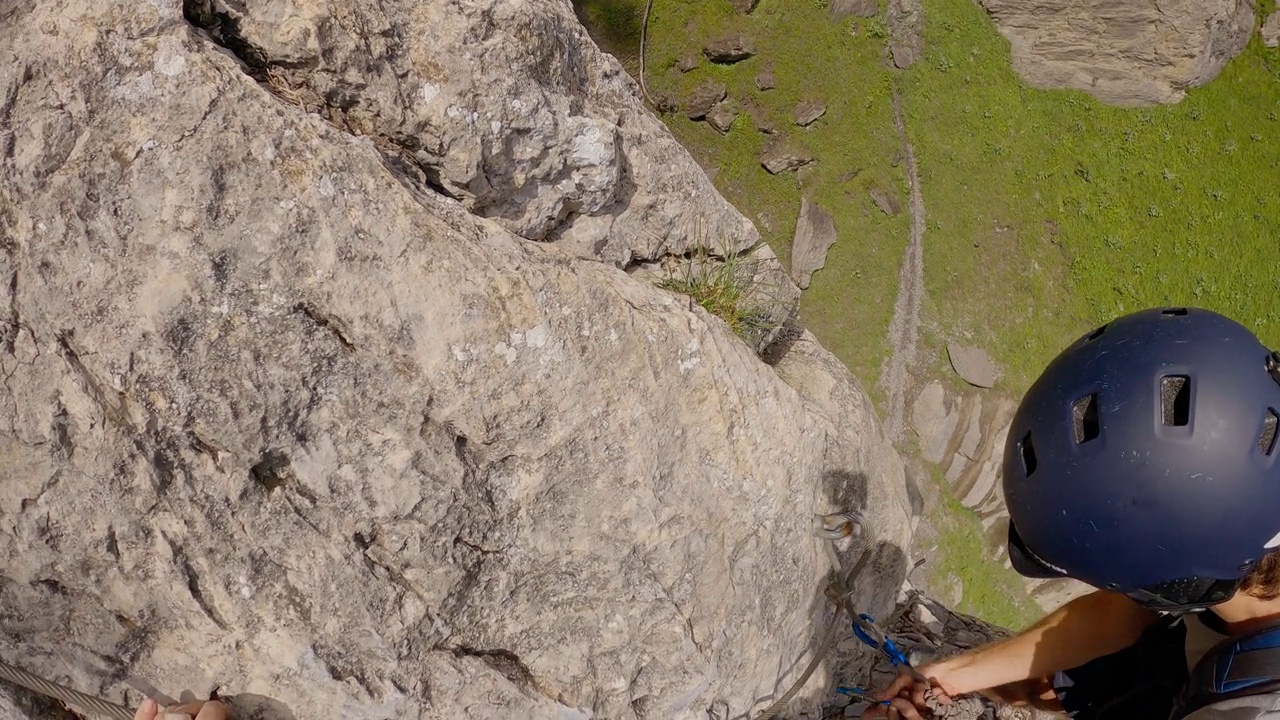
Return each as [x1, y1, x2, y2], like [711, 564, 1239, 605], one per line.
[830, 0, 879, 20]
[704, 34, 757, 63]
[947, 343, 1003, 388]
[977, 0, 1254, 105]
[790, 198, 839, 289]
[793, 99, 828, 127]
[684, 81, 729, 119]
[1263, 11, 1280, 47]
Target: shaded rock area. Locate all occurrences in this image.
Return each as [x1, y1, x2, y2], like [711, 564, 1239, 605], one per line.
[704, 33, 757, 63]
[888, 0, 924, 68]
[0, 1, 919, 720]
[1263, 11, 1280, 48]
[185, 0, 762, 266]
[831, 0, 880, 20]
[977, 0, 1254, 106]
[791, 198, 840, 289]
[731, 0, 761, 13]
[909, 383, 1090, 612]
[762, 144, 815, 173]
[756, 65, 777, 90]
[870, 187, 902, 216]
[793, 99, 829, 127]
[684, 80, 728, 119]
[947, 343, 1002, 388]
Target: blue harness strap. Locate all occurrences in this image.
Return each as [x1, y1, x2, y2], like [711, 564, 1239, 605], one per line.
[1174, 623, 1280, 719]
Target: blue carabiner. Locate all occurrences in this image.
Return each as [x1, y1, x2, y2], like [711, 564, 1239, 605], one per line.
[852, 613, 911, 668]
[836, 687, 891, 706]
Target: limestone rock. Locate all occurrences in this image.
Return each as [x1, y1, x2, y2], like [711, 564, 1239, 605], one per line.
[831, 0, 880, 20]
[1263, 11, 1280, 47]
[793, 99, 828, 127]
[977, 0, 1254, 106]
[731, 0, 761, 13]
[744, 101, 777, 134]
[684, 81, 729, 120]
[755, 65, 777, 90]
[947, 343, 1002, 388]
[790, 198, 839, 289]
[704, 33, 757, 63]
[869, 187, 902, 216]
[707, 99, 740, 133]
[761, 145, 815, 174]
[677, 51, 701, 72]
[0, 2, 915, 720]
[910, 381, 958, 464]
[184, 0, 760, 264]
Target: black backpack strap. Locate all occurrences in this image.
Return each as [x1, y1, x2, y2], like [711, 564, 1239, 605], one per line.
[1173, 623, 1280, 719]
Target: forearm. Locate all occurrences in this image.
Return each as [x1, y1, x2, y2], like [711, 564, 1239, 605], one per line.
[927, 589, 1156, 696]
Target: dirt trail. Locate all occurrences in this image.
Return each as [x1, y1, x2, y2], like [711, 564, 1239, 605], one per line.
[881, 86, 925, 442]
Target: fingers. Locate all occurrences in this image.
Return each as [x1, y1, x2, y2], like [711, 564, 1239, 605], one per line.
[166, 700, 229, 720]
[884, 696, 925, 720]
[876, 671, 915, 701]
[195, 700, 229, 720]
[134, 698, 159, 720]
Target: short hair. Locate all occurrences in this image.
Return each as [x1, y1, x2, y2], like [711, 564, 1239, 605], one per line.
[1240, 551, 1280, 601]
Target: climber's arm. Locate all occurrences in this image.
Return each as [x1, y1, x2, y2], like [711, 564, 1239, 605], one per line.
[914, 588, 1157, 697]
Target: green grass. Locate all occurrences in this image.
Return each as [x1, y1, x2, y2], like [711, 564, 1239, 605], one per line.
[903, 0, 1280, 393]
[657, 246, 780, 349]
[575, 0, 909, 403]
[577, 0, 1280, 625]
[926, 470, 1043, 631]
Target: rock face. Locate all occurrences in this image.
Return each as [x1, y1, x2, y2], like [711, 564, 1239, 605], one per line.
[977, 0, 1254, 106]
[791, 199, 840, 289]
[183, 0, 760, 266]
[0, 1, 916, 720]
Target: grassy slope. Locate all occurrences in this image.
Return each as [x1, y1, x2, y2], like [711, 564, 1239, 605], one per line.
[575, 0, 1280, 626]
[577, 0, 910, 404]
[903, 0, 1280, 392]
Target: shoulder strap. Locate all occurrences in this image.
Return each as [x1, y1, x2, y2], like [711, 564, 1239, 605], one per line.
[1172, 622, 1280, 719]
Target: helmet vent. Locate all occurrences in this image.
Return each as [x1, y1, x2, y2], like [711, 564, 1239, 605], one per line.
[1161, 307, 1189, 316]
[1083, 324, 1108, 343]
[1072, 394, 1100, 443]
[1020, 432, 1038, 476]
[1161, 375, 1191, 426]
[1259, 409, 1279, 456]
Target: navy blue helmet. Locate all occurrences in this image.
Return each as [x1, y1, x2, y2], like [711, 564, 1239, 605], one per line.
[1003, 307, 1280, 611]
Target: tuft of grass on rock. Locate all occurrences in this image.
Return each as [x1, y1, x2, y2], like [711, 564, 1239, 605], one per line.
[658, 247, 779, 346]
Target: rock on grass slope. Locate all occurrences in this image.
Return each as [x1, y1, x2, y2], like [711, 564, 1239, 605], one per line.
[978, 0, 1255, 106]
[0, 0, 915, 718]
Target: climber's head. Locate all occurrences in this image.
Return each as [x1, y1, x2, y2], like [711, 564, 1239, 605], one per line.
[1001, 306, 1280, 612]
